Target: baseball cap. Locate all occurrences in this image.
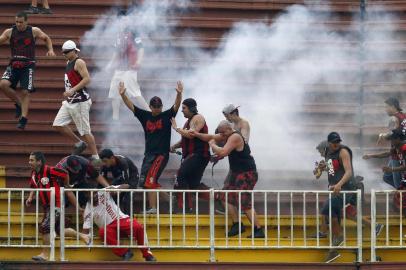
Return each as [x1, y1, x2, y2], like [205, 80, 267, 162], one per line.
[62, 40, 80, 52]
[327, 132, 342, 143]
[66, 156, 82, 172]
[149, 96, 163, 108]
[388, 129, 406, 141]
[222, 104, 240, 115]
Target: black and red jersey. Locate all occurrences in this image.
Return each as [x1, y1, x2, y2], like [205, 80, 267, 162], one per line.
[115, 30, 142, 70]
[326, 145, 355, 190]
[29, 165, 67, 208]
[181, 115, 210, 158]
[10, 25, 35, 61]
[64, 58, 89, 104]
[56, 155, 99, 186]
[391, 143, 406, 180]
[394, 112, 406, 135]
[228, 132, 256, 173]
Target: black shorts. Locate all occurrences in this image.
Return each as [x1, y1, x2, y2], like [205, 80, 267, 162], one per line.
[321, 193, 356, 223]
[2, 63, 35, 92]
[140, 153, 169, 189]
[176, 154, 209, 189]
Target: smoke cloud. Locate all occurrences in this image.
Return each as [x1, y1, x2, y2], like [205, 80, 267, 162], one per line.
[81, 2, 400, 191]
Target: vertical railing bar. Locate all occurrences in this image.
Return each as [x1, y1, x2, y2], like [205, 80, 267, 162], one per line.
[277, 192, 280, 247]
[117, 190, 120, 247]
[356, 190, 362, 262]
[20, 190, 24, 246]
[195, 191, 199, 246]
[303, 192, 306, 247]
[157, 190, 160, 246]
[130, 191, 133, 247]
[225, 192, 228, 248]
[329, 192, 332, 248]
[60, 187, 65, 261]
[8, 190, 11, 246]
[251, 191, 254, 246]
[143, 191, 146, 245]
[370, 189, 376, 262]
[76, 190, 79, 245]
[316, 192, 320, 247]
[386, 192, 389, 246]
[104, 189, 107, 246]
[182, 191, 186, 245]
[343, 192, 346, 247]
[209, 188, 215, 262]
[49, 188, 55, 261]
[400, 191, 403, 246]
[169, 191, 173, 247]
[238, 191, 242, 247]
[90, 190, 94, 249]
[290, 192, 293, 247]
[264, 192, 268, 246]
[35, 190, 39, 246]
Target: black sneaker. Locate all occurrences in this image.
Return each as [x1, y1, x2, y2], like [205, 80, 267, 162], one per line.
[227, 222, 245, 237]
[145, 254, 157, 262]
[17, 117, 27, 130]
[122, 250, 133, 261]
[310, 231, 328, 239]
[25, 5, 40, 14]
[39, 7, 53, 14]
[215, 200, 225, 215]
[72, 141, 87, 155]
[375, 224, 384, 237]
[325, 249, 341, 263]
[247, 227, 265, 238]
[14, 103, 21, 119]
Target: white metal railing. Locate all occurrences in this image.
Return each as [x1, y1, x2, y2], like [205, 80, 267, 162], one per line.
[0, 187, 363, 262]
[0, 188, 55, 261]
[370, 189, 406, 262]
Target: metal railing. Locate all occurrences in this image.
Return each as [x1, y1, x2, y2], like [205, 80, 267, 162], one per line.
[0, 187, 363, 262]
[370, 189, 406, 262]
[0, 188, 55, 261]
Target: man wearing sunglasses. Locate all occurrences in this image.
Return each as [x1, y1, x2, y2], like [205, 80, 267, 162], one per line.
[119, 81, 183, 214]
[0, 11, 55, 129]
[52, 40, 99, 158]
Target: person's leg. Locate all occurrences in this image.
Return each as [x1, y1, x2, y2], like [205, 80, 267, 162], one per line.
[71, 100, 98, 157]
[31, 0, 38, 6]
[125, 70, 150, 112]
[20, 90, 30, 118]
[131, 219, 154, 259]
[42, 0, 50, 8]
[33, 211, 51, 260]
[0, 79, 20, 106]
[112, 98, 121, 121]
[100, 222, 129, 257]
[65, 228, 90, 244]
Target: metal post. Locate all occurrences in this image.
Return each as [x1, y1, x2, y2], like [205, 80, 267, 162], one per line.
[356, 189, 363, 262]
[209, 188, 216, 262]
[49, 188, 56, 261]
[370, 189, 376, 262]
[60, 187, 65, 261]
[358, 0, 367, 150]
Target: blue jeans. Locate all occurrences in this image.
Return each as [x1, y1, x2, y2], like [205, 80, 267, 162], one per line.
[383, 159, 402, 189]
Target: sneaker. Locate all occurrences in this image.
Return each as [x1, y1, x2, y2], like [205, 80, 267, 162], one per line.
[25, 5, 40, 14]
[73, 141, 87, 155]
[325, 249, 341, 263]
[32, 255, 47, 261]
[247, 227, 265, 238]
[144, 208, 157, 214]
[145, 254, 157, 262]
[17, 117, 27, 130]
[14, 103, 21, 119]
[332, 235, 344, 247]
[122, 250, 133, 261]
[375, 224, 384, 237]
[39, 7, 53, 14]
[227, 222, 245, 237]
[310, 231, 328, 238]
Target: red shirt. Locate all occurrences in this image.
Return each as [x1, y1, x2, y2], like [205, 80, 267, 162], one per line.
[29, 165, 67, 208]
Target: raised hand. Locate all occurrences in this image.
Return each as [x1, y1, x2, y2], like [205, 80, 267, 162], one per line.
[175, 81, 183, 94]
[119, 82, 126, 95]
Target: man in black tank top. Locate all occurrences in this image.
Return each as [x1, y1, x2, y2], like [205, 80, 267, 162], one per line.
[0, 12, 55, 129]
[192, 120, 265, 238]
[170, 98, 210, 212]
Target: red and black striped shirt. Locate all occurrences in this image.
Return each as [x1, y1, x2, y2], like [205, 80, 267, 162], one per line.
[29, 165, 67, 208]
[181, 114, 210, 158]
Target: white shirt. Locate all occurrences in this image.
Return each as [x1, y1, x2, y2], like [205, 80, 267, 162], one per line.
[83, 191, 128, 229]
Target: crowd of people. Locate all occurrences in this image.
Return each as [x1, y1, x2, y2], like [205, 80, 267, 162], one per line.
[2, 9, 404, 264]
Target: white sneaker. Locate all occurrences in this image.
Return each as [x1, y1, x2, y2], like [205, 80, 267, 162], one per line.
[144, 208, 157, 214]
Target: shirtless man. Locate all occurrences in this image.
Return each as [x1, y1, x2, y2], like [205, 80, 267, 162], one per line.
[222, 104, 250, 142]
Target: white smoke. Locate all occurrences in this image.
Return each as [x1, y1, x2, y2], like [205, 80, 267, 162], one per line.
[81, 2, 400, 190]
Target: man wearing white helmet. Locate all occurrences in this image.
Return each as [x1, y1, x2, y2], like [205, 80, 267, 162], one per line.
[52, 40, 99, 159]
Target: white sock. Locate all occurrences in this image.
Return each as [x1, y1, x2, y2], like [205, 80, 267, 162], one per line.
[92, 154, 99, 159]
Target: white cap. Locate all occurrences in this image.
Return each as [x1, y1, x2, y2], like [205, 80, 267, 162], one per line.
[62, 40, 80, 52]
[222, 104, 240, 114]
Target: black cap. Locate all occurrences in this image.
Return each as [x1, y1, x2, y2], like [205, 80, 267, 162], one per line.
[327, 132, 342, 143]
[99, 148, 114, 159]
[149, 96, 163, 108]
[388, 129, 406, 141]
[66, 156, 82, 172]
[385, 97, 402, 111]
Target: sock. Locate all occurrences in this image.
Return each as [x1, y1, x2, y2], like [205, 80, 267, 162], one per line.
[92, 154, 99, 159]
